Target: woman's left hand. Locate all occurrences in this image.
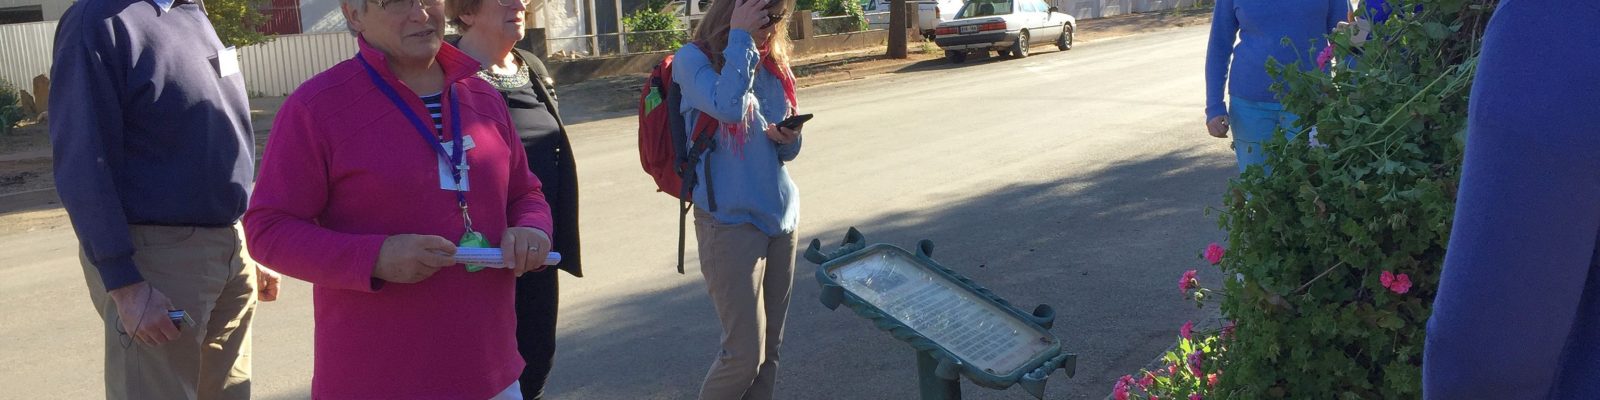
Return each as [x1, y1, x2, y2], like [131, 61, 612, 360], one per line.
[765, 123, 800, 144]
[501, 227, 553, 277]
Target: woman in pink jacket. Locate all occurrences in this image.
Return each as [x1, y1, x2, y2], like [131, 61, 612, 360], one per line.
[242, 0, 553, 397]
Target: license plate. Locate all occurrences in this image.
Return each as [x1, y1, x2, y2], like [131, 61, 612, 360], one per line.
[959, 25, 978, 34]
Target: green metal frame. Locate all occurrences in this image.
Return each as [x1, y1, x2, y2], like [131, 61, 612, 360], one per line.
[807, 228, 1077, 399]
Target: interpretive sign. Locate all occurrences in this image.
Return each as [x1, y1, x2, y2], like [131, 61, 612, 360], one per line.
[807, 228, 1075, 399]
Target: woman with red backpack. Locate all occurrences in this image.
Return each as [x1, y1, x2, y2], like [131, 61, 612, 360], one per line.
[672, 0, 803, 397]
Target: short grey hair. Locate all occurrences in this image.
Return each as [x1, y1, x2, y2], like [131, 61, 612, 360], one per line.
[343, 0, 368, 35]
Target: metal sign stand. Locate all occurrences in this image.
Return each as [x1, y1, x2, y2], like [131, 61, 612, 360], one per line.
[807, 228, 1076, 400]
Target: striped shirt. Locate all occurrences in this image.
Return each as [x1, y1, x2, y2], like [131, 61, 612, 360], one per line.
[421, 92, 444, 135]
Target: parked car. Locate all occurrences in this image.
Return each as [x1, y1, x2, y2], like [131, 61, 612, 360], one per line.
[932, 0, 1075, 63]
[859, 0, 895, 29]
[917, 0, 965, 39]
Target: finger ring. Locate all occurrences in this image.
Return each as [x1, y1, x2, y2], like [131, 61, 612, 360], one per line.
[528, 244, 539, 252]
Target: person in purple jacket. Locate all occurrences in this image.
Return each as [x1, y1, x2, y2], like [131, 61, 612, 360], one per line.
[1203, 0, 1347, 173]
[1424, 1, 1600, 398]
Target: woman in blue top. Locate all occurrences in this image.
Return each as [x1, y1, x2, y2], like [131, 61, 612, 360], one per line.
[1204, 0, 1346, 173]
[672, 0, 802, 398]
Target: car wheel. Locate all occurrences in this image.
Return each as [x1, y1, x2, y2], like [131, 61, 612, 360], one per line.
[946, 50, 967, 64]
[1057, 24, 1073, 51]
[1012, 31, 1030, 58]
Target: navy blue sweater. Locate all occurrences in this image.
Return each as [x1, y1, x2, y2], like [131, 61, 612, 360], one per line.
[48, 0, 254, 291]
[1424, 1, 1600, 398]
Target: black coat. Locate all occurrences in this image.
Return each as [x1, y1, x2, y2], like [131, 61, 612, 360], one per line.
[449, 38, 583, 277]
[513, 48, 583, 277]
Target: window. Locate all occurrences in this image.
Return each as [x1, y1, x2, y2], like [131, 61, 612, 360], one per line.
[0, 6, 43, 25]
[957, 0, 1012, 18]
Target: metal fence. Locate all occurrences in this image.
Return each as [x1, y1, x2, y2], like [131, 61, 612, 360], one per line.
[0, 22, 356, 98]
[237, 31, 358, 96]
[1054, 0, 1209, 19]
[814, 11, 890, 36]
[0, 21, 57, 94]
[545, 28, 690, 60]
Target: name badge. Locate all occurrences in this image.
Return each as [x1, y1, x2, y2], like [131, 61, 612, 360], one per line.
[215, 47, 240, 78]
[439, 135, 476, 191]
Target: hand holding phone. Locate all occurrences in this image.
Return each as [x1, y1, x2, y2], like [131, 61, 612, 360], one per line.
[777, 113, 813, 131]
[767, 114, 810, 145]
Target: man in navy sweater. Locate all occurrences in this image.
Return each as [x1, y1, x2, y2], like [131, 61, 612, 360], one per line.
[49, 0, 278, 398]
[1424, 1, 1600, 398]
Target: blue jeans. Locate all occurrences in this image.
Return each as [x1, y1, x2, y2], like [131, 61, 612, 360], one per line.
[1229, 97, 1302, 174]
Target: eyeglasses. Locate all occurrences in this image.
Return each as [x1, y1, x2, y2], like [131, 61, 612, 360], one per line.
[368, 0, 444, 14]
[494, 0, 532, 7]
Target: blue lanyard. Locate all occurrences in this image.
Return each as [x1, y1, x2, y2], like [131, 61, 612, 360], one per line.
[356, 56, 468, 209]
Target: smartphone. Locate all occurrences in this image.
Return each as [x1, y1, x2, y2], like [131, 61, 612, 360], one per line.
[777, 114, 813, 130]
[168, 309, 194, 331]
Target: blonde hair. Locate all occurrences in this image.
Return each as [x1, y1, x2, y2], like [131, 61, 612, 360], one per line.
[693, 0, 792, 70]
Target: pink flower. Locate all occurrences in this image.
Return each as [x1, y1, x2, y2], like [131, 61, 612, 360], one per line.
[1190, 395, 1203, 400]
[1187, 350, 1204, 376]
[1380, 270, 1413, 294]
[1180, 320, 1194, 340]
[1139, 372, 1155, 388]
[1180, 269, 1198, 292]
[1208, 372, 1220, 387]
[1316, 44, 1334, 71]
[1205, 243, 1225, 265]
[1391, 273, 1412, 294]
[1150, 397, 1160, 400]
[1168, 363, 1178, 377]
[1221, 320, 1236, 340]
[1113, 375, 1132, 400]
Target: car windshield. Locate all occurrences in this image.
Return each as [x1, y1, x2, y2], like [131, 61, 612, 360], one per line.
[956, 0, 1012, 18]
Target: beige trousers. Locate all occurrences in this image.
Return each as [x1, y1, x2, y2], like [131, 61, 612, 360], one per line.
[79, 225, 256, 400]
[694, 209, 798, 400]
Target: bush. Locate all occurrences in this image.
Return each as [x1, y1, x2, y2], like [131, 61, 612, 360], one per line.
[206, 0, 272, 48]
[1115, 1, 1496, 398]
[1114, 245, 1234, 400]
[1210, 0, 1493, 398]
[818, 0, 868, 33]
[0, 79, 24, 135]
[623, 5, 687, 53]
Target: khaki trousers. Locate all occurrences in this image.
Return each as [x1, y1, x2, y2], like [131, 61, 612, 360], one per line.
[79, 225, 256, 400]
[694, 209, 798, 400]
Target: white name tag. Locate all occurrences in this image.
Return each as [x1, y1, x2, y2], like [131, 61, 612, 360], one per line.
[438, 135, 476, 191]
[216, 47, 240, 78]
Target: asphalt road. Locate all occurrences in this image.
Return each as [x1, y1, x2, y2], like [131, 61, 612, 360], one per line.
[0, 25, 1231, 400]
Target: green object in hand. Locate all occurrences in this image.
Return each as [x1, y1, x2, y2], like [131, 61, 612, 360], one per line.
[459, 230, 491, 272]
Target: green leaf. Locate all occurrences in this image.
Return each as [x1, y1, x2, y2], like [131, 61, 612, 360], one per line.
[1423, 22, 1450, 40]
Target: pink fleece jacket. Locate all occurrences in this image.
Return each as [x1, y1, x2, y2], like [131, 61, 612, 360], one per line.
[243, 37, 552, 399]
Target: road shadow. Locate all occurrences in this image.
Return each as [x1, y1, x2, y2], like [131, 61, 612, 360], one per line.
[542, 148, 1234, 399]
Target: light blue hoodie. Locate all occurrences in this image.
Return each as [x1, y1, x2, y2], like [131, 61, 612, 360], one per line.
[672, 29, 802, 237]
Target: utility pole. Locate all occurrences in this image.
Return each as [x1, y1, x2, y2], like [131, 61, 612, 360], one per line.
[888, 0, 908, 58]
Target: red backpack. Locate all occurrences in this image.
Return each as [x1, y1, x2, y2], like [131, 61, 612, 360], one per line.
[638, 41, 718, 274]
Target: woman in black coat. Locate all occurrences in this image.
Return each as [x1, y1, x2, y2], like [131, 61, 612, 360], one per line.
[446, 0, 582, 397]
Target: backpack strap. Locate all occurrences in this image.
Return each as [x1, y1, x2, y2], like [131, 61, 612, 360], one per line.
[670, 41, 730, 275]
